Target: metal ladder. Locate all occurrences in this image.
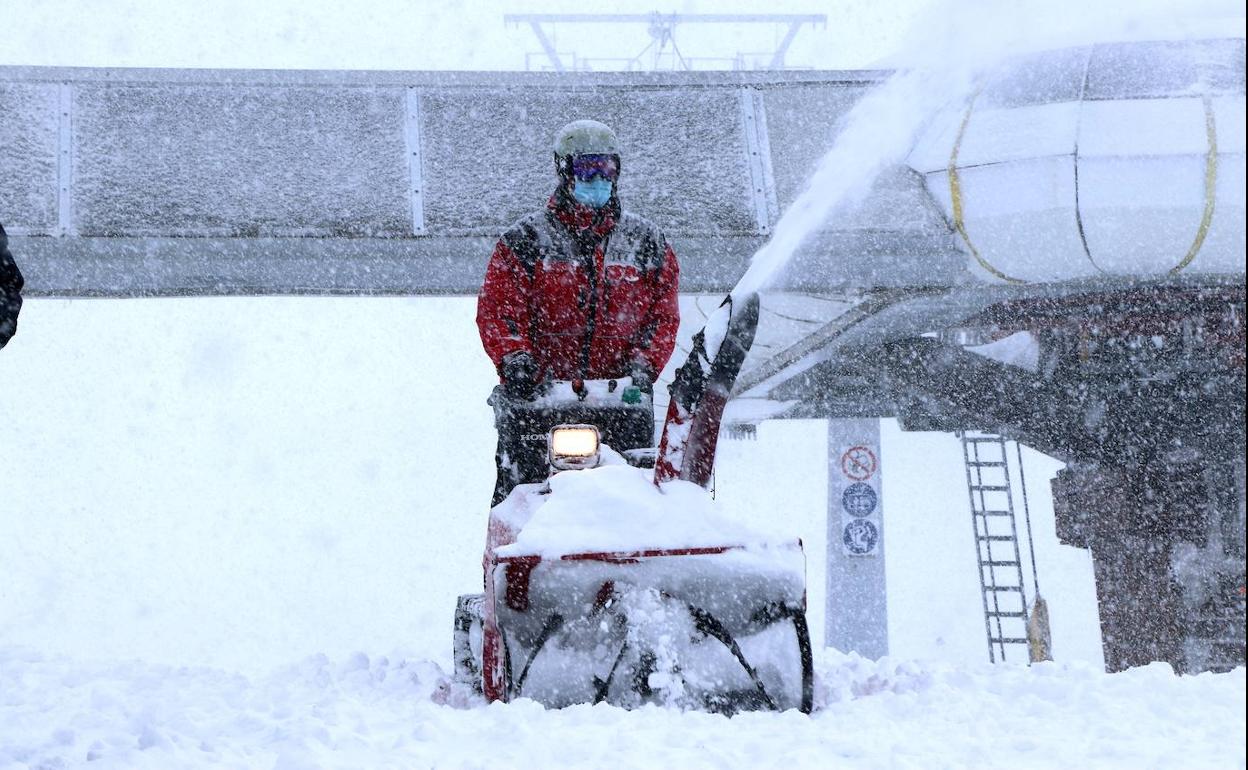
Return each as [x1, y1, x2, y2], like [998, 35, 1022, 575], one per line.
[961, 433, 1031, 663]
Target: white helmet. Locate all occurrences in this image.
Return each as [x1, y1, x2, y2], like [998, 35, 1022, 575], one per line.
[554, 119, 620, 157]
[553, 120, 621, 177]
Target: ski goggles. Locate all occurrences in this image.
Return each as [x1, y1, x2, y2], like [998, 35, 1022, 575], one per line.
[569, 153, 620, 182]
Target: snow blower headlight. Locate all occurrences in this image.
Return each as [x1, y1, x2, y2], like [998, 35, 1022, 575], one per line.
[549, 425, 601, 471]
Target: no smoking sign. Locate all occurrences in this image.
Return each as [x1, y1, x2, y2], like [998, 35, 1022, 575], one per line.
[840, 445, 877, 481]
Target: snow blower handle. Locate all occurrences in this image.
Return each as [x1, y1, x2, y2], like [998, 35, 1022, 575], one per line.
[501, 351, 541, 400]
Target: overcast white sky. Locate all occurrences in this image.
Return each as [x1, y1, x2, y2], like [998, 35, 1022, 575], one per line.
[2, 0, 935, 71]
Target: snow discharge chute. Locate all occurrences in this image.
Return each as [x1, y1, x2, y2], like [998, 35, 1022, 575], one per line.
[654, 291, 761, 488]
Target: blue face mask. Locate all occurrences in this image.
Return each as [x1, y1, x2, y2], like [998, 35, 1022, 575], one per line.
[572, 177, 614, 209]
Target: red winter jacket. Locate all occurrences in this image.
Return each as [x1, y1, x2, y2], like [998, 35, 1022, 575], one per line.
[477, 192, 680, 382]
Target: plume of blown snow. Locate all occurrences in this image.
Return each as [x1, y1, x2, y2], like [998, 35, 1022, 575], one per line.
[731, 0, 1245, 300]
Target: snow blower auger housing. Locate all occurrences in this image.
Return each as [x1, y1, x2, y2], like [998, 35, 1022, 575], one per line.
[454, 294, 813, 714]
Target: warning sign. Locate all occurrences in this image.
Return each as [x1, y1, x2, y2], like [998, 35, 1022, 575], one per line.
[840, 446, 877, 481]
[842, 519, 880, 556]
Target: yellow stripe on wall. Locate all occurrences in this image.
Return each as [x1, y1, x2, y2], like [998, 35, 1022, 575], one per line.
[1171, 95, 1218, 274]
[948, 96, 1025, 284]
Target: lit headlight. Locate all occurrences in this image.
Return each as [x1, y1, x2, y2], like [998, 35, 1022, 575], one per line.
[548, 425, 601, 471]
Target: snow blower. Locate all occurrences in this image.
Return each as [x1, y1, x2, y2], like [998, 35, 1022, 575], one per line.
[453, 292, 813, 713]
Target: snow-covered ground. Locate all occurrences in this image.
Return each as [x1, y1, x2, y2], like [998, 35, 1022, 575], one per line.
[2, 296, 1243, 768]
[3, 646, 1243, 770]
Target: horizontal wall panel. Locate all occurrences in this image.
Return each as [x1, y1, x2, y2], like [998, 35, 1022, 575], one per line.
[73, 85, 411, 237]
[0, 82, 59, 233]
[419, 88, 757, 237]
[763, 83, 868, 215]
[11, 233, 760, 296]
[1, 66, 971, 296]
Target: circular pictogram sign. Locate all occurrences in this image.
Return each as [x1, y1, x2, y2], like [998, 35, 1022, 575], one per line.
[841, 482, 878, 517]
[840, 445, 878, 481]
[842, 519, 880, 555]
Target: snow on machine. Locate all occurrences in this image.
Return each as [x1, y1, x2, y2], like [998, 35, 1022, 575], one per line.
[453, 292, 814, 713]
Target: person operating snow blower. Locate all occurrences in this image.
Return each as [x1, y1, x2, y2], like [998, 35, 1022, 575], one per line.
[459, 123, 813, 713]
[476, 119, 681, 506]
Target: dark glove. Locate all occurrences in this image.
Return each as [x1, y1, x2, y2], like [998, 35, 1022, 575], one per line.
[629, 360, 657, 394]
[501, 351, 540, 400]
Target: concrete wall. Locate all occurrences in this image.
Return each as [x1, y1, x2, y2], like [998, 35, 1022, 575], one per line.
[0, 67, 962, 296]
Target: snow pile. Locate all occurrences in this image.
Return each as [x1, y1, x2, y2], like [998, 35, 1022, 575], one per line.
[0, 647, 443, 770]
[2, 645, 1242, 770]
[495, 464, 794, 559]
[965, 331, 1042, 373]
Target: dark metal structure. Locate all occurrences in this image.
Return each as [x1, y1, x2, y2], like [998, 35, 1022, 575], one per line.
[732, 36, 1247, 674]
[504, 13, 827, 72]
[738, 279, 1246, 673]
